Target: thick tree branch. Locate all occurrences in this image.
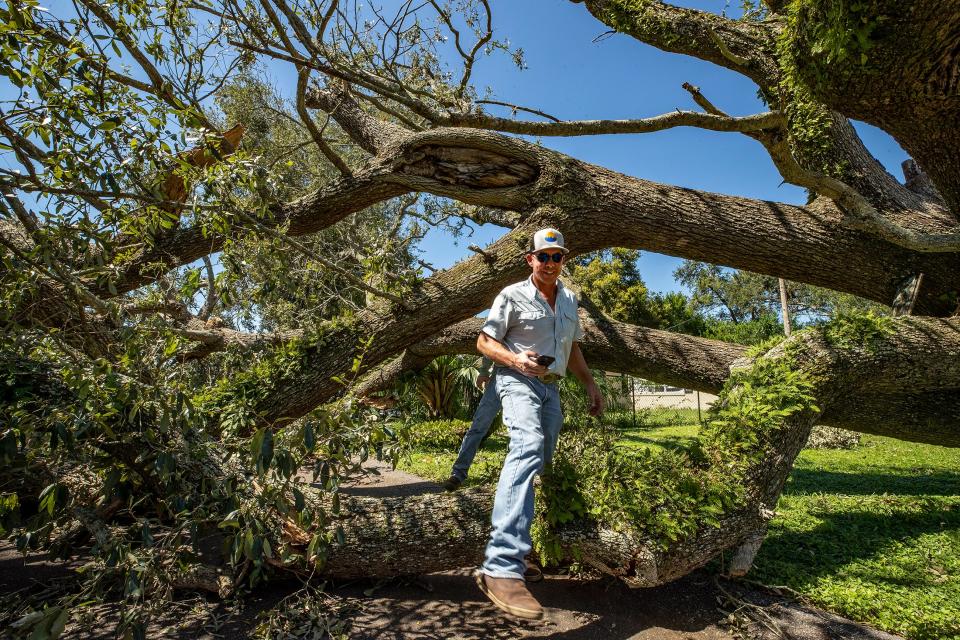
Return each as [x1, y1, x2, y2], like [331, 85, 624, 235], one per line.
[353, 311, 960, 447]
[305, 84, 414, 154]
[198, 256, 218, 321]
[680, 84, 960, 253]
[573, 0, 778, 87]
[313, 315, 960, 585]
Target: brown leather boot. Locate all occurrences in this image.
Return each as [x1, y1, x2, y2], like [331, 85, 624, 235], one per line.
[475, 572, 544, 620]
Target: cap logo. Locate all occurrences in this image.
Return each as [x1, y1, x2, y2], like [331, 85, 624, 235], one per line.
[544, 232, 558, 242]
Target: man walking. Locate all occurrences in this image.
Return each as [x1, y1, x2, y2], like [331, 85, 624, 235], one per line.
[474, 227, 603, 620]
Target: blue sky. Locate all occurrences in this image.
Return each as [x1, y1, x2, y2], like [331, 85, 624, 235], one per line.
[417, 0, 911, 294]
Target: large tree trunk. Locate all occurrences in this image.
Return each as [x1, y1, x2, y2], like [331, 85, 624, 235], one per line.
[213, 82, 959, 428]
[236, 119, 959, 425]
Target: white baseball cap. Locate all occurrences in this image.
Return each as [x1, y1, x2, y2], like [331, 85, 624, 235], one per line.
[529, 228, 569, 254]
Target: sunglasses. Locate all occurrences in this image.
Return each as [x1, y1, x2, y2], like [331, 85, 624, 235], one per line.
[534, 252, 564, 263]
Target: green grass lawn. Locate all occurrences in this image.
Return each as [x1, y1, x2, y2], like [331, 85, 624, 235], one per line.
[397, 419, 509, 487]
[754, 437, 960, 640]
[399, 410, 960, 640]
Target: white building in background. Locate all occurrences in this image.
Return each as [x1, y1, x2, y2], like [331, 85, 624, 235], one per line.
[608, 375, 718, 411]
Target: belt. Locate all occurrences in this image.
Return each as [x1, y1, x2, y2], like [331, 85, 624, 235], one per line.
[493, 365, 561, 384]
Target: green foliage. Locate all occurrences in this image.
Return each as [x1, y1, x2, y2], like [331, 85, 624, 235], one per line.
[213, 75, 425, 332]
[400, 405, 960, 640]
[783, 0, 887, 67]
[705, 314, 785, 346]
[557, 371, 620, 424]
[534, 423, 740, 566]
[414, 356, 475, 419]
[600, 0, 682, 48]
[0, 327, 400, 636]
[197, 317, 361, 425]
[0, 493, 19, 537]
[8, 605, 68, 640]
[823, 310, 893, 351]
[403, 418, 472, 451]
[675, 261, 775, 324]
[387, 356, 482, 421]
[534, 342, 819, 566]
[569, 250, 705, 333]
[734, 1, 770, 21]
[646, 291, 708, 335]
[568, 249, 657, 326]
[700, 351, 818, 458]
[253, 586, 358, 640]
[744, 332, 789, 357]
[773, 1, 889, 179]
[675, 260, 884, 331]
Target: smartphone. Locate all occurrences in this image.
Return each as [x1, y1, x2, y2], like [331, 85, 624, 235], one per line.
[534, 354, 555, 367]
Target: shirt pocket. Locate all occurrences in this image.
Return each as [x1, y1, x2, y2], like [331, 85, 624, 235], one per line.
[559, 307, 579, 343]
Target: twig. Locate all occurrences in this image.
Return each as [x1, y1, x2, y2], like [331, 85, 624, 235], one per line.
[296, 68, 353, 177]
[475, 99, 561, 123]
[467, 244, 493, 262]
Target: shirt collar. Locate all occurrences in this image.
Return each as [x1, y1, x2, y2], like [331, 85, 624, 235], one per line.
[524, 275, 565, 299]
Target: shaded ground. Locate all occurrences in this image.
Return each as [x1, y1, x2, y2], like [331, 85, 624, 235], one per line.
[0, 462, 905, 640]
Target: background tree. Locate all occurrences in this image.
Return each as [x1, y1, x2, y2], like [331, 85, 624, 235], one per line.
[675, 260, 885, 325]
[569, 249, 707, 333]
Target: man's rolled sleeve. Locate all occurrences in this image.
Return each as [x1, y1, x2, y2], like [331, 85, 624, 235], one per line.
[481, 292, 512, 342]
[573, 315, 585, 342]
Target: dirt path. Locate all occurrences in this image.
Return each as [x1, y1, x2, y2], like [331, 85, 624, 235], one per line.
[0, 463, 905, 640]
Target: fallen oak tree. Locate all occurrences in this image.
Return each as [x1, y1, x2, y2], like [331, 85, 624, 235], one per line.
[2, 2, 960, 632]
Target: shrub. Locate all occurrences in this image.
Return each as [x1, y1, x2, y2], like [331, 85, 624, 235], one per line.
[406, 419, 471, 451]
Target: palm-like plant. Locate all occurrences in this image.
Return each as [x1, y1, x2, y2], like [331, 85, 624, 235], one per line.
[415, 356, 478, 418]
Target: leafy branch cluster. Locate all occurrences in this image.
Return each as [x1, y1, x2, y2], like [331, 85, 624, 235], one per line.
[533, 333, 820, 570]
[0, 325, 400, 637]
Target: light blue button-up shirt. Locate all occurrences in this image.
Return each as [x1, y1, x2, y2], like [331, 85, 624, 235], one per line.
[481, 276, 584, 377]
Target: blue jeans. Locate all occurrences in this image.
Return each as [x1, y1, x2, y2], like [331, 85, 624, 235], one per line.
[481, 368, 563, 579]
[451, 378, 502, 481]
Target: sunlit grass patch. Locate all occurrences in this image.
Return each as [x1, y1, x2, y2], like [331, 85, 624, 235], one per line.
[605, 408, 701, 453]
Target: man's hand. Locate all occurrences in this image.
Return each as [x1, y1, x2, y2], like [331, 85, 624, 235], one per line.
[513, 350, 548, 377]
[585, 381, 603, 417]
[476, 375, 490, 390]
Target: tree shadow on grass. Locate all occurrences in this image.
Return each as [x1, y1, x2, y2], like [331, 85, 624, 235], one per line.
[617, 432, 697, 453]
[785, 468, 960, 496]
[755, 503, 960, 589]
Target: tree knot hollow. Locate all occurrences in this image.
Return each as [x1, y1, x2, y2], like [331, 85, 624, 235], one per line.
[398, 145, 539, 189]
